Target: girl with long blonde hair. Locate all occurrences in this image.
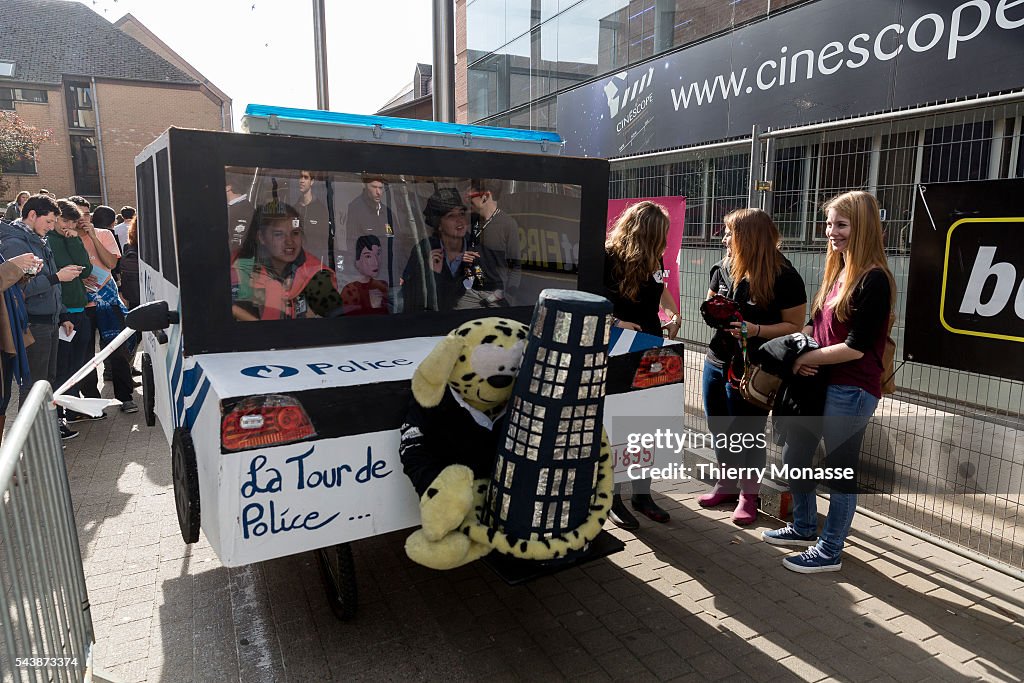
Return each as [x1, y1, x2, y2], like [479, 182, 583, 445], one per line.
[700, 208, 806, 525]
[603, 201, 681, 530]
[763, 191, 895, 573]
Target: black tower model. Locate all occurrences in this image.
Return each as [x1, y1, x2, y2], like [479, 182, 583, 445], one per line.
[483, 289, 612, 548]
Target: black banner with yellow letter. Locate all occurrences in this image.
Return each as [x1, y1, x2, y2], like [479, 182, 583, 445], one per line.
[905, 179, 1024, 380]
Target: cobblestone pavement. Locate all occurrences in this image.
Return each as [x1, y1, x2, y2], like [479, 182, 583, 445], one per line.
[54, 396, 1024, 682]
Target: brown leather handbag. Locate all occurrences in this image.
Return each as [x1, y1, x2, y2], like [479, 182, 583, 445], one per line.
[739, 364, 784, 411]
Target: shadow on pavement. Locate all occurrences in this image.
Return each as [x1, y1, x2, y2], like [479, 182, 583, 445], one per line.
[147, 483, 1021, 683]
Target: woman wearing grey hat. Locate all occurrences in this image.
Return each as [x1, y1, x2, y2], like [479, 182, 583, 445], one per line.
[401, 188, 473, 312]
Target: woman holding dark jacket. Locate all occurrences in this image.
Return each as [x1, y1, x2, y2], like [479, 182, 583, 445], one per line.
[762, 191, 895, 573]
[700, 209, 806, 525]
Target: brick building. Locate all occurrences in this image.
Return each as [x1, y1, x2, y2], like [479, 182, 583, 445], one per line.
[0, 0, 230, 210]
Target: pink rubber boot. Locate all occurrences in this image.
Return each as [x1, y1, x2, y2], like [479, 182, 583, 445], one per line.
[698, 480, 739, 508]
[732, 479, 760, 525]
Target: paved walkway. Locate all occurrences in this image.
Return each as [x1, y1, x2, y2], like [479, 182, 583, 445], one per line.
[56, 400, 1024, 682]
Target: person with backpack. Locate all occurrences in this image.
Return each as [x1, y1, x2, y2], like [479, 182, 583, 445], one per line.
[762, 191, 895, 573]
[699, 209, 806, 525]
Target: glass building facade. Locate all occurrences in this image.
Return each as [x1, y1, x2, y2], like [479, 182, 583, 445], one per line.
[460, 0, 1024, 573]
[464, 0, 805, 129]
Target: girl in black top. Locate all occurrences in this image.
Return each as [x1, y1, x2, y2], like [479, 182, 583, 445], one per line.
[603, 201, 681, 531]
[700, 209, 806, 525]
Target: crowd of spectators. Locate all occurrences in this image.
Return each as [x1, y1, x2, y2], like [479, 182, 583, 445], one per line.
[0, 189, 141, 442]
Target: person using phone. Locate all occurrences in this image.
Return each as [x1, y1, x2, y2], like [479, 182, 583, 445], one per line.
[0, 195, 78, 429]
[401, 188, 474, 313]
[48, 199, 95, 422]
[69, 200, 137, 415]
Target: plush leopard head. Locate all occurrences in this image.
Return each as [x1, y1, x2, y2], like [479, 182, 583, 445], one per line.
[411, 317, 529, 417]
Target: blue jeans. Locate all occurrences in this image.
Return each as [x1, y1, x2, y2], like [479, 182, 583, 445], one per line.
[702, 359, 769, 492]
[785, 384, 879, 558]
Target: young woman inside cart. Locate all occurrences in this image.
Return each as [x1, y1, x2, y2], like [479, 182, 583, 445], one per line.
[231, 201, 343, 320]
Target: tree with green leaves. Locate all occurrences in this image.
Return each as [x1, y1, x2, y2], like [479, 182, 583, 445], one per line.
[0, 111, 52, 198]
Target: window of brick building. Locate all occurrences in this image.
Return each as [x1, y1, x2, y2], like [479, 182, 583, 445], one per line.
[65, 83, 96, 129]
[0, 87, 48, 110]
[1, 151, 36, 175]
[70, 135, 101, 197]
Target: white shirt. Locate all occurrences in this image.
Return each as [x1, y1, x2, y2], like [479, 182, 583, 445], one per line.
[114, 222, 130, 247]
[450, 389, 506, 430]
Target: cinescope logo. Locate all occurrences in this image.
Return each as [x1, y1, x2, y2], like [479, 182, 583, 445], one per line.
[603, 67, 655, 131]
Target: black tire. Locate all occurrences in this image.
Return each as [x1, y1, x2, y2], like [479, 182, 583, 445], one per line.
[141, 352, 156, 427]
[171, 427, 200, 544]
[316, 543, 358, 621]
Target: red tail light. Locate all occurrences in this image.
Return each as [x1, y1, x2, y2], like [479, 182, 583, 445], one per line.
[222, 395, 316, 452]
[632, 348, 684, 389]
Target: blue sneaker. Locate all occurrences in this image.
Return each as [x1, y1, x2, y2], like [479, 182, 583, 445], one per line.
[783, 546, 842, 573]
[762, 525, 818, 547]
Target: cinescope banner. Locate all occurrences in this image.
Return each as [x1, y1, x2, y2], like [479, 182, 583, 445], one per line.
[905, 179, 1024, 380]
[557, 0, 1024, 157]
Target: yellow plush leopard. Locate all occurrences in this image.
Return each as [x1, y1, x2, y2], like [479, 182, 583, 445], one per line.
[400, 317, 613, 570]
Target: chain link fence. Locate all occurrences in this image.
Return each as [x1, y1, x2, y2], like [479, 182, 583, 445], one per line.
[610, 95, 1024, 570]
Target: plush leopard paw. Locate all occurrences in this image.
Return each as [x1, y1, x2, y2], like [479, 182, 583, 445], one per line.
[405, 528, 491, 570]
[419, 465, 475, 542]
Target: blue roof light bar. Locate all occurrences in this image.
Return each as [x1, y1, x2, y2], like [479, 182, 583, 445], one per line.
[242, 104, 563, 155]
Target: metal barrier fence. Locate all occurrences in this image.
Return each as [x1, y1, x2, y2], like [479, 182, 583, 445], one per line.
[1, 383, 94, 683]
[610, 94, 1024, 571]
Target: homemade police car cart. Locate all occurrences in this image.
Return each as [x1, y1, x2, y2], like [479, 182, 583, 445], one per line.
[135, 106, 684, 619]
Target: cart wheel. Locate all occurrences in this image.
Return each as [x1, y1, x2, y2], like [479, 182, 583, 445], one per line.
[141, 352, 156, 427]
[171, 427, 200, 544]
[316, 543, 358, 621]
